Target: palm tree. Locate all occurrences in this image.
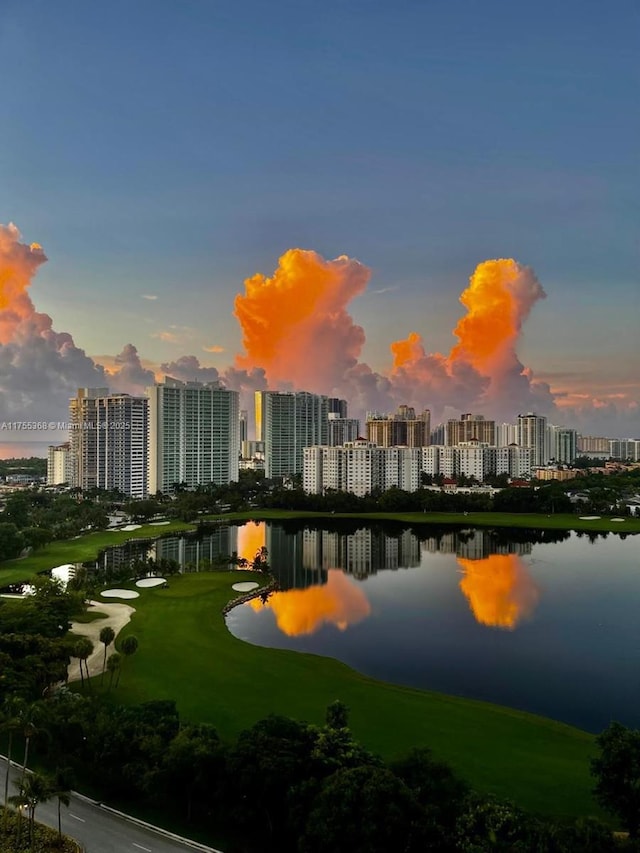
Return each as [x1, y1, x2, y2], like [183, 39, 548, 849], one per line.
[73, 637, 94, 688]
[51, 767, 74, 843]
[106, 652, 121, 690]
[17, 703, 42, 789]
[12, 772, 54, 851]
[1, 696, 25, 833]
[99, 626, 116, 685]
[116, 635, 139, 687]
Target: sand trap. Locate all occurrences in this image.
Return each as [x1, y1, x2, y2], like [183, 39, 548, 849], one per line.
[232, 581, 260, 592]
[150, 521, 170, 525]
[135, 577, 167, 588]
[120, 524, 142, 532]
[101, 588, 140, 599]
[68, 599, 135, 683]
[579, 516, 601, 520]
[611, 518, 626, 522]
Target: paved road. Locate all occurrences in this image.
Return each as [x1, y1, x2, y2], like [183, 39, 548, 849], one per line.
[1, 757, 222, 853]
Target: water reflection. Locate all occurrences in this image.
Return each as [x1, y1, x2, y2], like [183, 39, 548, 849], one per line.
[237, 521, 267, 565]
[457, 554, 540, 630]
[248, 569, 371, 636]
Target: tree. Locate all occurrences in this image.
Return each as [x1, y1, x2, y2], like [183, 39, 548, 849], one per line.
[11, 771, 54, 850]
[51, 767, 74, 843]
[0, 522, 24, 561]
[391, 747, 469, 844]
[116, 635, 139, 686]
[300, 765, 425, 853]
[325, 700, 349, 731]
[591, 721, 640, 837]
[1, 697, 25, 832]
[73, 637, 94, 689]
[99, 626, 116, 685]
[106, 652, 121, 689]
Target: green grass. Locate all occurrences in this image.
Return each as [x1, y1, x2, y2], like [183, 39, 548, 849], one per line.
[102, 571, 602, 822]
[0, 520, 195, 586]
[218, 508, 640, 534]
[71, 609, 109, 623]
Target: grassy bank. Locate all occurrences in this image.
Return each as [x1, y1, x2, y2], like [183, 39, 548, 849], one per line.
[219, 508, 640, 534]
[103, 571, 601, 821]
[0, 520, 194, 586]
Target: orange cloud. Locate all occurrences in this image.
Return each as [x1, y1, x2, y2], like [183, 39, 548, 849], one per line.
[249, 568, 371, 636]
[458, 553, 539, 630]
[389, 259, 550, 417]
[234, 249, 370, 392]
[0, 223, 47, 343]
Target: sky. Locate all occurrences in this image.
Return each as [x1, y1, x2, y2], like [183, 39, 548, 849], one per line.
[1, 0, 638, 448]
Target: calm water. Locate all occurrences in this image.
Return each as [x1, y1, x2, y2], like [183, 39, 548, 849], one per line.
[223, 522, 640, 733]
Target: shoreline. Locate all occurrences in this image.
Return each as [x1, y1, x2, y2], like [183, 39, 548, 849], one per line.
[1, 509, 638, 588]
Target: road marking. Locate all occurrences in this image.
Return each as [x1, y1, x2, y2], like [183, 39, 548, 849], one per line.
[132, 845, 152, 852]
[69, 813, 86, 822]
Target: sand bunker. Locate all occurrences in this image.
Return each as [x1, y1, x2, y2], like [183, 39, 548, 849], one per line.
[135, 577, 167, 588]
[579, 516, 601, 520]
[101, 588, 140, 599]
[120, 524, 142, 532]
[232, 581, 260, 592]
[150, 521, 170, 525]
[611, 518, 626, 522]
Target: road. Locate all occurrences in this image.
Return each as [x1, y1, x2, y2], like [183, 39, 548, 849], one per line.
[0, 757, 222, 853]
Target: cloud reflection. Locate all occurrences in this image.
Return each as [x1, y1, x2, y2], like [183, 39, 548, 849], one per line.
[249, 569, 371, 636]
[458, 554, 540, 630]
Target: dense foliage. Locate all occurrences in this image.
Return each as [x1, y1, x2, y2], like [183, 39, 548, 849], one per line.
[3, 695, 624, 853]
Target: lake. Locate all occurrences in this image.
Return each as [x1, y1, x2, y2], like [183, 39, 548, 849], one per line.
[222, 521, 640, 734]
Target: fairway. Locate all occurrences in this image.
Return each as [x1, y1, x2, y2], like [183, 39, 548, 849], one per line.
[107, 571, 602, 821]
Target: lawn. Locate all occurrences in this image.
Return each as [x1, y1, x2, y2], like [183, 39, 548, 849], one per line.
[220, 508, 640, 534]
[0, 520, 194, 586]
[104, 571, 602, 822]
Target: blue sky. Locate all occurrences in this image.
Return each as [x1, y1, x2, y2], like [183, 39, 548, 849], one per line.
[1, 0, 638, 431]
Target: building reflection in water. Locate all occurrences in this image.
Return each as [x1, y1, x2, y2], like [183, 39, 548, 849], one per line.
[457, 554, 540, 630]
[90, 524, 541, 633]
[248, 568, 371, 636]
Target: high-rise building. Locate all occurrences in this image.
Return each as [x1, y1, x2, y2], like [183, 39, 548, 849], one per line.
[239, 410, 248, 444]
[496, 422, 519, 446]
[328, 413, 360, 446]
[366, 406, 430, 447]
[578, 435, 609, 454]
[258, 390, 328, 478]
[517, 412, 549, 467]
[47, 443, 74, 486]
[68, 388, 148, 497]
[610, 439, 640, 461]
[549, 426, 578, 464]
[147, 377, 239, 494]
[97, 394, 149, 498]
[447, 414, 495, 446]
[327, 397, 348, 419]
[69, 387, 109, 491]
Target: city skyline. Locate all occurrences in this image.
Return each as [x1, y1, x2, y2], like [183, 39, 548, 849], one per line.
[1, 1, 638, 447]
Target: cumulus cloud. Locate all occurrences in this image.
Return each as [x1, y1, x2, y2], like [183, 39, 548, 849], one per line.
[1, 224, 636, 438]
[234, 249, 369, 393]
